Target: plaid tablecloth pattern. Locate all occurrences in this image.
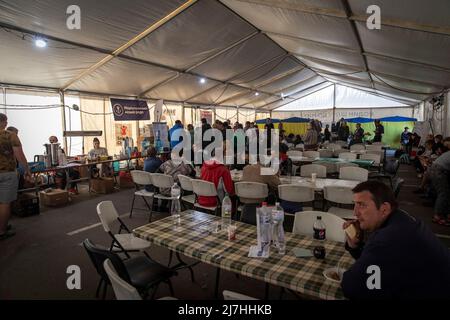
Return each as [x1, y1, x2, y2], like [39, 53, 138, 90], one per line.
[133, 210, 354, 300]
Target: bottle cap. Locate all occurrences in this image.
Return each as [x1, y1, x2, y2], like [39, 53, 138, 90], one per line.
[262, 202, 267, 206]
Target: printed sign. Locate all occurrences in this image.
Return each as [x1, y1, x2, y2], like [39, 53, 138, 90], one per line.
[111, 98, 150, 121]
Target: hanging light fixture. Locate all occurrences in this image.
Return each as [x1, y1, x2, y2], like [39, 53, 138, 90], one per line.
[34, 37, 47, 48]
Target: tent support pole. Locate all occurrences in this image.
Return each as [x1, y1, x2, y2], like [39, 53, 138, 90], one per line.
[60, 91, 68, 155]
[332, 84, 336, 123]
[103, 98, 108, 149]
[1, 87, 6, 114]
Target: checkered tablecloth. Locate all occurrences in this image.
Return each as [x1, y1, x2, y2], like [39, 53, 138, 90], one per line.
[133, 210, 354, 300]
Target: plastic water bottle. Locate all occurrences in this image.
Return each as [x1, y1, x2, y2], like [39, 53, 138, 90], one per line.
[221, 193, 232, 228]
[257, 202, 272, 253]
[170, 183, 181, 221]
[155, 131, 162, 152]
[272, 202, 285, 255]
[313, 216, 326, 240]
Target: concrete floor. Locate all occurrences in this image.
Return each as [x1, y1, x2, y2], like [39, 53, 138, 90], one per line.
[0, 163, 448, 300]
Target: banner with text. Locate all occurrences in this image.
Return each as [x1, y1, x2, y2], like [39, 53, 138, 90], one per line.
[111, 98, 150, 121]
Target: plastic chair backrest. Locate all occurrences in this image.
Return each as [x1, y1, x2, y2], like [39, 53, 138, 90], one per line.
[191, 179, 217, 197]
[178, 174, 193, 192]
[326, 143, 341, 151]
[130, 170, 152, 186]
[287, 150, 302, 157]
[150, 173, 174, 188]
[300, 164, 327, 178]
[278, 184, 315, 202]
[104, 259, 142, 300]
[366, 144, 382, 151]
[323, 186, 354, 204]
[350, 144, 365, 152]
[223, 290, 258, 300]
[361, 153, 380, 165]
[235, 182, 268, 199]
[339, 167, 368, 181]
[319, 149, 333, 158]
[367, 150, 384, 161]
[97, 201, 119, 232]
[339, 152, 357, 160]
[292, 211, 346, 242]
[303, 151, 320, 159]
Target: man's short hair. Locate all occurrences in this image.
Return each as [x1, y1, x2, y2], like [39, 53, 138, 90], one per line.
[201, 118, 207, 124]
[352, 181, 398, 211]
[0, 113, 7, 122]
[175, 120, 182, 125]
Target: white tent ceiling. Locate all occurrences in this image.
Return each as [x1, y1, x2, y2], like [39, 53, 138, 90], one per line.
[0, 0, 449, 110]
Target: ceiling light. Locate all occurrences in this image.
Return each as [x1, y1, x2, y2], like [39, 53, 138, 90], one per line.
[35, 38, 47, 48]
[255, 92, 259, 96]
[199, 78, 206, 84]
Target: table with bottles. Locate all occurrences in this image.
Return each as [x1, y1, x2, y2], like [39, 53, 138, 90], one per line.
[133, 210, 354, 300]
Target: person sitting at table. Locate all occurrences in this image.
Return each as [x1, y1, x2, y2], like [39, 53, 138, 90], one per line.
[48, 135, 80, 193]
[157, 150, 195, 195]
[303, 122, 318, 150]
[143, 146, 162, 192]
[89, 138, 111, 177]
[341, 180, 450, 299]
[198, 146, 235, 208]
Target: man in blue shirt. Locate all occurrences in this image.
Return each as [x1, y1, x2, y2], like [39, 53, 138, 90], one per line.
[341, 180, 450, 299]
[143, 146, 162, 192]
[169, 120, 184, 150]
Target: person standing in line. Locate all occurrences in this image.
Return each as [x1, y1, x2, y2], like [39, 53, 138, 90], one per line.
[0, 113, 31, 240]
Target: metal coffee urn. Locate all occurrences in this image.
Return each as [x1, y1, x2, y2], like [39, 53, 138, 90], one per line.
[43, 143, 60, 167]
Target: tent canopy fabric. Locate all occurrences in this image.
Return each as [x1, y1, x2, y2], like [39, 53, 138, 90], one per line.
[0, 0, 449, 111]
[378, 116, 417, 122]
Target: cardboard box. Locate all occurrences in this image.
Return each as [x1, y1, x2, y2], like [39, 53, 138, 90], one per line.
[118, 172, 135, 188]
[77, 165, 89, 178]
[12, 192, 40, 217]
[40, 189, 69, 207]
[91, 178, 115, 194]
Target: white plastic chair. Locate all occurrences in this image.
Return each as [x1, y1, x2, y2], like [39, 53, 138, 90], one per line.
[235, 182, 268, 204]
[313, 161, 337, 175]
[150, 173, 176, 200]
[104, 259, 178, 301]
[178, 174, 195, 206]
[366, 144, 382, 151]
[191, 179, 220, 214]
[104, 259, 142, 300]
[303, 151, 320, 159]
[287, 150, 303, 158]
[372, 142, 383, 146]
[318, 149, 333, 158]
[292, 211, 346, 243]
[350, 144, 365, 152]
[366, 150, 384, 163]
[223, 290, 258, 300]
[360, 153, 381, 170]
[129, 170, 154, 221]
[97, 201, 151, 257]
[300, 164, 327, 178]
[278, 184, 315, 211]
[295, 144, 304, 150]
[335, 162, 358, 172]
[333, 149, 348, 157]
[339, 152, 357, 161]
[326, 143, 341, 151]
[335, 141, 348, 148]
[339, 167, 368, 182]
[323, 186, 355, 220]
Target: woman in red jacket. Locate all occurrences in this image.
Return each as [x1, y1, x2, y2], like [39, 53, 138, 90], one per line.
[198, 149, 235, 208]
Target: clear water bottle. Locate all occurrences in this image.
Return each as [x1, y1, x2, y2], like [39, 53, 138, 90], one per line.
[272, 202, 285, 255]
[221, 193, 232, 228]
[155, 131, 162, 153]
[258, 202, 272, 252]
[313, 216, 326, 240]
[170, 183, 181, 221]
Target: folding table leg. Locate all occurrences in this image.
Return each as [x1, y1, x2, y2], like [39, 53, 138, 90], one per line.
[214, 268, 221, 299]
